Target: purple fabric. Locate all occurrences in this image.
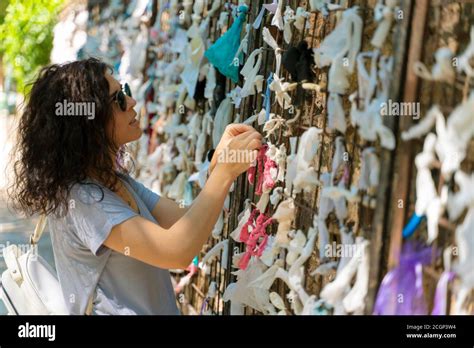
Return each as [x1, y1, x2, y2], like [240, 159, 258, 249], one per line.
[373, 242, 433, 315]
[431, 271, 456, 315]
[200, 298, 210, 315]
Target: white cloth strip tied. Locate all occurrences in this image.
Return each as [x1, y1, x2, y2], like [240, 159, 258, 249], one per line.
[349, 51, 396, 150]
[311, 261, 338, 276]
[195, 112, 213, 165]
[180, 0, 193, 25]
[168, 172, 188, 202]
[239, 48, 264, 99]
[319, 160, 360, 249]
[414, 133, 447, 243]
[335, 227, 355, 273]
[173, 137, 191, 171]
[457, 25, 474, 77]
[253, 0, 278, 29]
[326, 137, 350, 221]
[316, 173, 332, 261]
[272, 0, 284, 31]
[269, 74, 292, 109]
[204, 65, 216, 104]
[447, 171, 474, 222]
[222, 258, 259, 313]
[244, 262, 282, 314]
[229, 86, 244, 108]
[379, 54, 394, 89]
[328, 55, 351, 94]
[217, 11, 229, 31]
[320, 173, 348, 224]
[247, 225, 318, 314]
[263, 113, 285, 138]
[283, 6, 295, 44]
[454, 206, 474, 290]
[243, 108, 268, 126]
[286, 225, 318, 312]
[212, 194, 230, 239]
[370, 0, 398, 48]
[435, 92, 474, 179]
[356, 50, 379, 105]
[180, 7, 208, 98]
[320, 181, 360, 222]
[207, 0, 222, 18]
[245, 260, 285, 314]
[284, 136, 298, 193]
[200, 239, 229, 270]
[188, 114, 201, 162]
[260, 237, 278, 268]
[357, 147, 380, 207]
[326, 51, 351, 135]
[285, 230, 306, 266]
[342, 237, 370, 314]
[327, 93, 347, 133]
[294, 7, 310, 32]
[164, 113, 187, 139]
[262, 27, 283, 77]
[189, 153, 210, 190]
[190, 0, 205, 27]
[292, 127, 323, 194]
[320, 8, 363, 135]
[319, 236, 364, 309]
[358, 147, 380, 192]
[309, 0, 343, 14]
[269, 292, 287, 314]
[230, 200, 252, 242]
[212, 97, 233, 148]
[413, 47, 455, 83]
[313, 6, 363, 74]
[234, 24, 251, 65]
[401, 105, 441, 141]
[330, 136, 345, 183]
[272, 197, 296, 248]
[270, 186, 284, 207]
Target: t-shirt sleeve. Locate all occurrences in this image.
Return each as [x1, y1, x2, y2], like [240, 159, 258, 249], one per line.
[69, 183, 139, 256]
[124, 174, 161, 212]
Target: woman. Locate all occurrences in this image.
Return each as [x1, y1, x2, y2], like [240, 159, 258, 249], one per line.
[9, 58, 262, 315]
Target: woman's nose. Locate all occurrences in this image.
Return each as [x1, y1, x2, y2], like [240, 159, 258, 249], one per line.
[127, 95, 137, 109]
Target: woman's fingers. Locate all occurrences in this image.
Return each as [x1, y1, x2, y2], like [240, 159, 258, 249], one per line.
[248, 149, 258, 163]
[236, 129, 262, 143]
[241, 132, 262, 147]
[221, 129, 263, 167]
[246, 138, 262, 151]
[234, 129, 257, 140]
[225, 123, 257, 136]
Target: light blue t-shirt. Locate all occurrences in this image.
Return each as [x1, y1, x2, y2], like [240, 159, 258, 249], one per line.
[48, 173, 180, 315]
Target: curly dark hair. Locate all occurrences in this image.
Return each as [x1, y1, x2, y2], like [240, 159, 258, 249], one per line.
[8, 57, 132, 217]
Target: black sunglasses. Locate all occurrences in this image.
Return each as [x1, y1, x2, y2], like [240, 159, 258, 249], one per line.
[110, 83, 132, 111]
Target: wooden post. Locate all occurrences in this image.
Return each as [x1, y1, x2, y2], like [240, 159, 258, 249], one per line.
[387, 0, 429, 270]
[365, 0, 415, 314]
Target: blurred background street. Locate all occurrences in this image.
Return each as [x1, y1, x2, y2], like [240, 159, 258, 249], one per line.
[0, 112, 55, 315]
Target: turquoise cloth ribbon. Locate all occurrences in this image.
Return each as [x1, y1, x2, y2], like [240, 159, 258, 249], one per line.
[204, 5, 249, 83]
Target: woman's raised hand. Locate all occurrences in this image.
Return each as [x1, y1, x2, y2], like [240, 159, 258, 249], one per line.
[211, 124, 263, 181]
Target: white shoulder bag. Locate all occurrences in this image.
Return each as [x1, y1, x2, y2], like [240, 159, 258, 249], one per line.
[0, 215, 93, 315]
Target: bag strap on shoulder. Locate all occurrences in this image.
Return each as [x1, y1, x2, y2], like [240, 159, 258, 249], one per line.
[30, 214, 47, 245]
[30, 214, 95, 315]
[85, 296, 94, 315]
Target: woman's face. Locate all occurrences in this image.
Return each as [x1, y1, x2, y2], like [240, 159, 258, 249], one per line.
[105, 72, 142, 147]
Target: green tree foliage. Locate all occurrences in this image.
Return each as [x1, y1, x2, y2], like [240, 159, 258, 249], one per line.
[0, 0, 64, 94]
[0, 0, 10, 25]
